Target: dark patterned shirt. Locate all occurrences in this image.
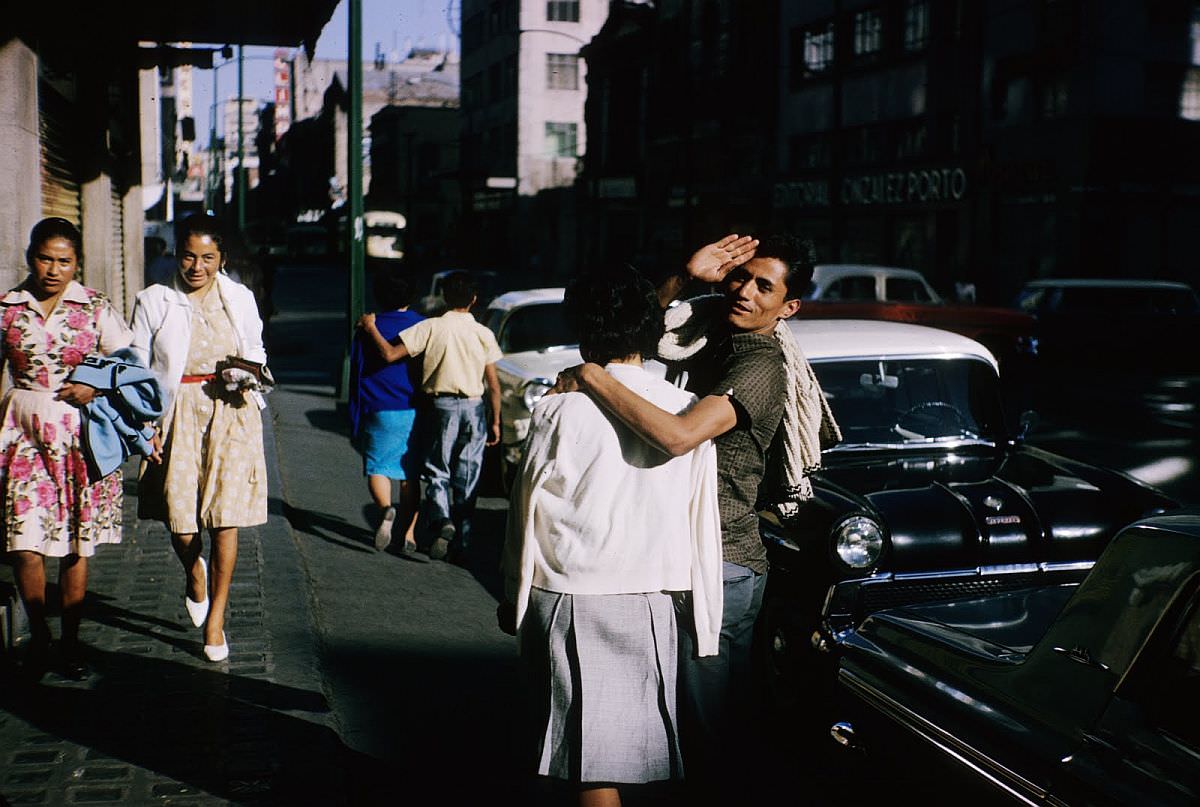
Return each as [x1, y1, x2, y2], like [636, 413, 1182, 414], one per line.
[681, 331, 785, 574]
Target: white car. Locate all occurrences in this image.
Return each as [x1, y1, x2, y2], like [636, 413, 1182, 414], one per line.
[808, 264, 940, 304]
[486, 289, 576, 487]
[487, 287, 674, 490]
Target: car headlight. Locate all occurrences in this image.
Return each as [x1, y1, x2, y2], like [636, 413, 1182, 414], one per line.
[833, 515, 885, 569]
[522, 379, 554, 411]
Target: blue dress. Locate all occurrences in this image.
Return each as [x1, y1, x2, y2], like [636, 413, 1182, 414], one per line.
[350, 309, 425, 479]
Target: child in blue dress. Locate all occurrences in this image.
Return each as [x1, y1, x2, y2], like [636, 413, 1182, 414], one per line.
[350, 271, 425, 553]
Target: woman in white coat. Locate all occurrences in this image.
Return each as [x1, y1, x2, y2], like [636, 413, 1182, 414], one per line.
[130, 213, 270, 662]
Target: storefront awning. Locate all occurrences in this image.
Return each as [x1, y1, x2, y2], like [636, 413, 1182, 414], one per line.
[8, 0, 339, 53]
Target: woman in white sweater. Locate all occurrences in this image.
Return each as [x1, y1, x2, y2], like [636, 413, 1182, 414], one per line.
[130, 214, 270, 663]
[501, 267, 722, 806]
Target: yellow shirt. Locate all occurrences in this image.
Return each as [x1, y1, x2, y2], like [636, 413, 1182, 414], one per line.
[399, 310, 503, 398]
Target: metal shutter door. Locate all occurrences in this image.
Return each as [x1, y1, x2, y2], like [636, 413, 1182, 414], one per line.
[38, 78, 82, 227]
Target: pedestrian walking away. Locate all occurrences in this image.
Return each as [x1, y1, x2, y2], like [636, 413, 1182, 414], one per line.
[554, 233, 840, 801]
[500, 267, 723, 807]
[358, 270, 501, 562]
[349, 270, 425, 555]
[1, 217, 136, 681]
[129, 213, 273, 663]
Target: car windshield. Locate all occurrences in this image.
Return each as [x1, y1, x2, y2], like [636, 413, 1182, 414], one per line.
[813, 357, 1005, 449]
[885, 276, 937, 303]
[498, 301, 575, 353]
[1055, 286, 1200, 314]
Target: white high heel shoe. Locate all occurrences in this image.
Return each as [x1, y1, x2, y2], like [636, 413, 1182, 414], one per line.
[204, 631, 229, 662]
[185, 557, 210, 628]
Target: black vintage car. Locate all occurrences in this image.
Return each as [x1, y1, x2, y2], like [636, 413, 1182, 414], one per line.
[830, 511, 1200, 805]
[760, 320, 1178, 714]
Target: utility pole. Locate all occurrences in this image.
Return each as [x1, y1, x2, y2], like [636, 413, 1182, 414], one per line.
[237, 44, 246, 232]
[339, 0, 366, 400]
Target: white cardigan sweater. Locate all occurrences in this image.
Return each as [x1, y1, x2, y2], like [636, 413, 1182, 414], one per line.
[503, 363, 723, 656]
[129, 273, 267, 432]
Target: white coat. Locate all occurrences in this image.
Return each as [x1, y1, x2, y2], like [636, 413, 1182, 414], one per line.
[129, 273, 267, 434]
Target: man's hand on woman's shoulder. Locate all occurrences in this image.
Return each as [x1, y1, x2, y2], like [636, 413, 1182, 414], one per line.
[552, 362, 604, 395]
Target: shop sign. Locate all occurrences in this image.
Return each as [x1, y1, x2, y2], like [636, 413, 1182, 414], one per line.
[597, 177, 636, 198]
[842, 166, 967, 206]
[472, 190, 514, 211]
[773, 180, 830, 208]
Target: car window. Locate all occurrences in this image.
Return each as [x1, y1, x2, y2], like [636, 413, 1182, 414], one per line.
[1132, 584, 1200, 750]
[484, 308, 505, 338]
[1016, 287, 1045, 312]
[498, 301, 574, 353]
[813, 358, 1004, 447]
[825, 276, 877, 301]
[885, 277, 936, 303]
[1050, 286, 1200, 315]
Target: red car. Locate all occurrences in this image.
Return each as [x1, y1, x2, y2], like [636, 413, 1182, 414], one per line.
[794, 264, 1038, 368]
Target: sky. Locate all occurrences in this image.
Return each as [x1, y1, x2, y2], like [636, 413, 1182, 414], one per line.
[190, 0, 459, 147]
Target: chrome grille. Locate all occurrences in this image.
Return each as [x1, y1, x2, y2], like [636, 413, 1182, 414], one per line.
[858, 572, 1048, 615]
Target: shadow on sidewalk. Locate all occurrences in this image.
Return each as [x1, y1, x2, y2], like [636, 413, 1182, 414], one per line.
[0, 647, 354, 804]
[281, 501, 374, 554]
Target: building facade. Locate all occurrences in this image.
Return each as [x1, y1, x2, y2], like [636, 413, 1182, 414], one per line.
[580, 0, 780, 281]
[582, 0, 1200, 303]
[0, 36, 143, 313]
[460, 0, 609, 277]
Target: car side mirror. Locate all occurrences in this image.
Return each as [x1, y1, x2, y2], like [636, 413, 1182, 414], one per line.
[1014, 410, 1038, 444]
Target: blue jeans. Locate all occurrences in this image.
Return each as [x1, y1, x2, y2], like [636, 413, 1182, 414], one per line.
[420, 396, 487, 548]
[675, 561, 767, 784]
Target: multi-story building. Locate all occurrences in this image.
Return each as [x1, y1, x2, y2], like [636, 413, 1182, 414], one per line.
[584, 0, 1200, 302]
[368, 100, 460, 271]
[460, 0, 609, 276]
[580, 0, 780, 281]
[289, 49, 459, 213]
[223, 97, 262, 203]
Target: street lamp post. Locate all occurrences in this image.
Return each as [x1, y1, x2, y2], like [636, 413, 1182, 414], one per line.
[238, 45, 246, 233]
[339, 0, 365, 401]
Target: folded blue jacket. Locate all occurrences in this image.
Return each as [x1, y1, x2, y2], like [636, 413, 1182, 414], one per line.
[68, 348, 165, 481]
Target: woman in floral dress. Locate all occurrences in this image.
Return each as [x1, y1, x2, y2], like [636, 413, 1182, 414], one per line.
[2, 217, 133, 680]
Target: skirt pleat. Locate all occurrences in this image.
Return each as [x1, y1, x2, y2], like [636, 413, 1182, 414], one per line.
[523, 587, 682, 784]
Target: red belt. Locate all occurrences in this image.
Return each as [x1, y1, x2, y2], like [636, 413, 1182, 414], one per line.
[180, 374, 216, 384]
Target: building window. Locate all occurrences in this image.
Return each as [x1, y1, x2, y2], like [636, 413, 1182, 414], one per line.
[904, 0, 930, 51]
[789, 134, 830, 172]
[1183, 7, 1200, 120]
[790, 20, 835, 87]
[853, 9, 884, 57]
[1041, 72, 1069, 119]
[547, 0, 579, 23]
[1182, 70, 1200, 120]
[544, 122, 577, 157]
[546, 53, 579, 90]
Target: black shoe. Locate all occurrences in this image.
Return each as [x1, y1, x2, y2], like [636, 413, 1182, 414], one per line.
[58, 643, 91, 681]
[429, 522, 455, 560]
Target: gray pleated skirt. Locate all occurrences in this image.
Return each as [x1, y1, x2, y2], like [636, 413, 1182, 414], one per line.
[521, 587, 683, 784]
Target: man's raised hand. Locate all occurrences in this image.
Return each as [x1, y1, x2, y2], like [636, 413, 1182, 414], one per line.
[685, 234, 759, 285]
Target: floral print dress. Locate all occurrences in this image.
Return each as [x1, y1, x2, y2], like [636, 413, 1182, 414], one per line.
[0, 281, 132, 557]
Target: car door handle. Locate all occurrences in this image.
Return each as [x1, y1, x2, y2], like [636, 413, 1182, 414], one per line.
[1052, 646, 1111, 672]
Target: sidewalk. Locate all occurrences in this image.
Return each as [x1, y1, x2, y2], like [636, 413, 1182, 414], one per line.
[0, 408, 353, 806]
